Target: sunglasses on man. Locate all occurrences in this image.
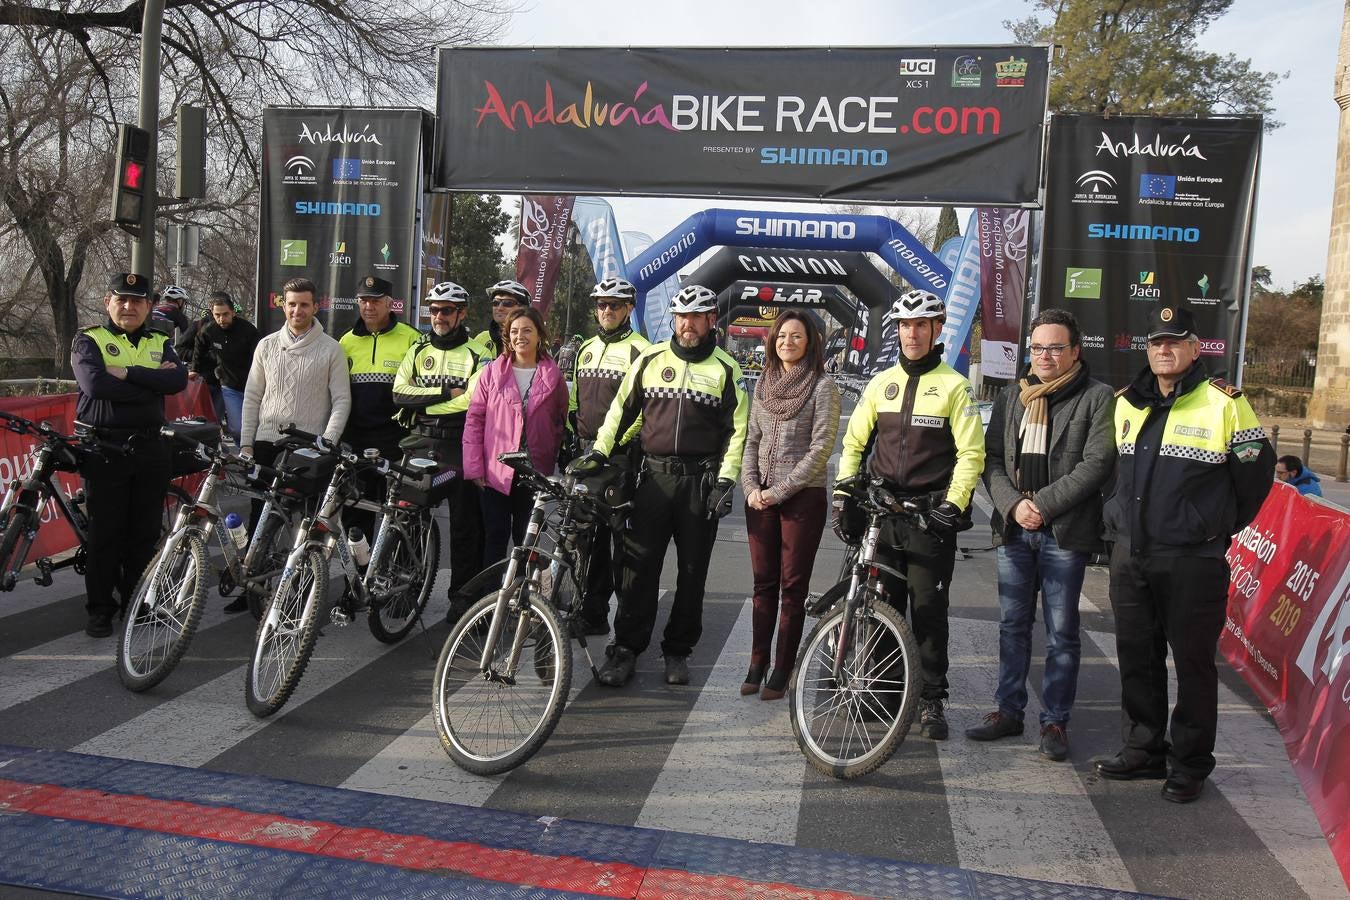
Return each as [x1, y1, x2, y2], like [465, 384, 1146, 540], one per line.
[595, 300, 628, 311]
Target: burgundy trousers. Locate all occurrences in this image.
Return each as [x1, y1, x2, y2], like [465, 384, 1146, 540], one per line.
[745, 486, 828, 674]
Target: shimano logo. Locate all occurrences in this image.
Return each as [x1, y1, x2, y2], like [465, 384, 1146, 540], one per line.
[294, 201, 382, 217]
[1087, 223, 1199, 243]
[734, 216, 857, 240]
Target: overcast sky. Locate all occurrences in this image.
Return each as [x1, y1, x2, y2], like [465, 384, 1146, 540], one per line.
[495, 0, 1342, 290]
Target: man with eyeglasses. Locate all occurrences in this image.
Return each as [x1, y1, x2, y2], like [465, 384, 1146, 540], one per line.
[72, 273, 188, 637]
[967, 308, 1115, 761]
[393, 281, 488, 621]
[567, 278, 650, 635]
[475, 280, 531, 357]
[1095, 302, 1273, 803]
[338, 275, 421, 546]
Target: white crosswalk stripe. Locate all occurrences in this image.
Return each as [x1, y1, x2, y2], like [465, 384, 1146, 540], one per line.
[1083, 629, 1347, 899]
[1, 557, 1345, 899]
[0, 598, 234, 713]
[943, 617, 1135, 890]
[636, 600, 805, 845]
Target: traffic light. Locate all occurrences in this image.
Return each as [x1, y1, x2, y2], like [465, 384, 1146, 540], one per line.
[111, 124, 151, 235]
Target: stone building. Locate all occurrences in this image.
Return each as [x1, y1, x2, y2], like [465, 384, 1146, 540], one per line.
[1310, 1, 1350, 427]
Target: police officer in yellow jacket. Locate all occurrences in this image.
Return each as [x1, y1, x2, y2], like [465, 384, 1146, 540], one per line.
[569, 277, 650, 635]
[71, 273, 188, 637]
[837, 290, 985, 740]
[339, 275, 421, 541]
[1094, 303, 1274, 803]
[571, 284, 748, 687]
[392, 281, 486, 618]
[474, 280, 530, 357]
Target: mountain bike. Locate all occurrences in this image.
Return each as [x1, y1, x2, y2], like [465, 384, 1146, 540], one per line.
[244, 427, 440, 718]
[0, 411, 190, 592]
[433, 451, 627, 775]
[116, 425, 285, 691]
[789, 474, 925, 779]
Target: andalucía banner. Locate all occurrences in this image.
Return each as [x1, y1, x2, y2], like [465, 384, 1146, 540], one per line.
[1039, 114, 1261, 388]
[435, 46, 1050, 205]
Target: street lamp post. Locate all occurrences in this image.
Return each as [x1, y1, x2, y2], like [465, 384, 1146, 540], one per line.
[131, 0, 166, 281]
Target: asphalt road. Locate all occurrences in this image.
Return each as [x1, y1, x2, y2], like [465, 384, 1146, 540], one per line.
[0, 465, 1345, 900]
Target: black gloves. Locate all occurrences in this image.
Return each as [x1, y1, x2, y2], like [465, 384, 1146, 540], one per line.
[831, 495, 865, 544]
[565, 450, 606, 475]
[706, 478, 735, 520]
[928, 500, 964, 538]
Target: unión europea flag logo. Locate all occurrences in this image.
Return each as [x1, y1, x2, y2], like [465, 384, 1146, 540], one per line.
[1139, 174, 1176, 199]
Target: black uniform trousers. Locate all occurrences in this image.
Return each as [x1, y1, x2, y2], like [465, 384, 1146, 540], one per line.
[580, 452, 634, 626]
[875, 518, 955, 702]
[81, 436, 171, 616]
[615, 464, 718, 659]
[1108, 542, 1230, 778]
[431, 439, 483, 599]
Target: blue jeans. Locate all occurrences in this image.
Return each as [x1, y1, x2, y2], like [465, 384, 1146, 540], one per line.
[994, 527, 1087, 726]
[220, 386, 244, 445]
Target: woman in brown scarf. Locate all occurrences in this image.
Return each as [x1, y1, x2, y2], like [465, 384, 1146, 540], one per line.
[739, 312, 841, 699]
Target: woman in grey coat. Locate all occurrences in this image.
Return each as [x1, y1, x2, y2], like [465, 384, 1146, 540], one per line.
[739, 311, 841, 700]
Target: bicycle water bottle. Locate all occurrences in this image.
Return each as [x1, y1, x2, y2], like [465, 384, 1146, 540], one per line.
[346, 528, 370, 566]
[223, 513, 249, 550]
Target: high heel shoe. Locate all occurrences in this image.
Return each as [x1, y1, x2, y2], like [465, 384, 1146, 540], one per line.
[760, 668, 790, 701]
[740, 664, 766, 696]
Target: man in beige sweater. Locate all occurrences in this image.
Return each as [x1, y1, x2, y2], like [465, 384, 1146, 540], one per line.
[237, 277, 351, 568]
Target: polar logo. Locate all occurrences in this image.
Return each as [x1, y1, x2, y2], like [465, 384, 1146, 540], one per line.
[738, 285, 824, 304]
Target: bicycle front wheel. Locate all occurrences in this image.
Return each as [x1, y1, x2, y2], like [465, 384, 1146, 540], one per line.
[242, 514, 289, 621]
[432, 583, 571, 775]
[117, 531, 209, 692]
[0, 506, 36, 592]
[245, 549, 328, 717]
[789, 596, 920, 779]
[367, 516, 440, 644]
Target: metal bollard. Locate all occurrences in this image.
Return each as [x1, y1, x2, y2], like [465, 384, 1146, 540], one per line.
[1339, 434, 1348, 483]
[1302, 429, 1313, 465]
[1270, 424, 1279, 454]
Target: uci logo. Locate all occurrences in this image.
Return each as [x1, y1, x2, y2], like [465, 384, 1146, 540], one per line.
[884, 382, 899, 401]
[105, 343, 120, 357]
[661, 366, 676, 383]
[422, 356, 435, 370]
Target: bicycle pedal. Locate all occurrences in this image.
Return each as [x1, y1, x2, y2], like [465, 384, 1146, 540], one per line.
[329, 607, 355, 627]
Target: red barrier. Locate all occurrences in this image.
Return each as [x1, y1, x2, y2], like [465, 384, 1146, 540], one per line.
[1222, 484, 1350, 890]
[0, 383, 216, 566]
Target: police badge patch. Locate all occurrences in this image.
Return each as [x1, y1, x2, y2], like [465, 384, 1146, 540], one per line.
[423, 356, 435, 370]
[884, 382, 899, 401]
[1121, 420, 1131, 439]
[1233, 441, 1262, 462]
[581, 352, 593, 366]
[661, 366, 676, 383]
[105, 343, 120, 357]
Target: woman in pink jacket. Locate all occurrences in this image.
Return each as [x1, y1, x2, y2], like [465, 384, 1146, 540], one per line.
[463, 306, 569, 566]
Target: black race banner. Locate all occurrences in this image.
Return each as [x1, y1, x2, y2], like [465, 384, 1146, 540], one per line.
[1039, 114, 1261, 387]
[257, 107, 430, 335]
[435, 46, 1050, 205]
